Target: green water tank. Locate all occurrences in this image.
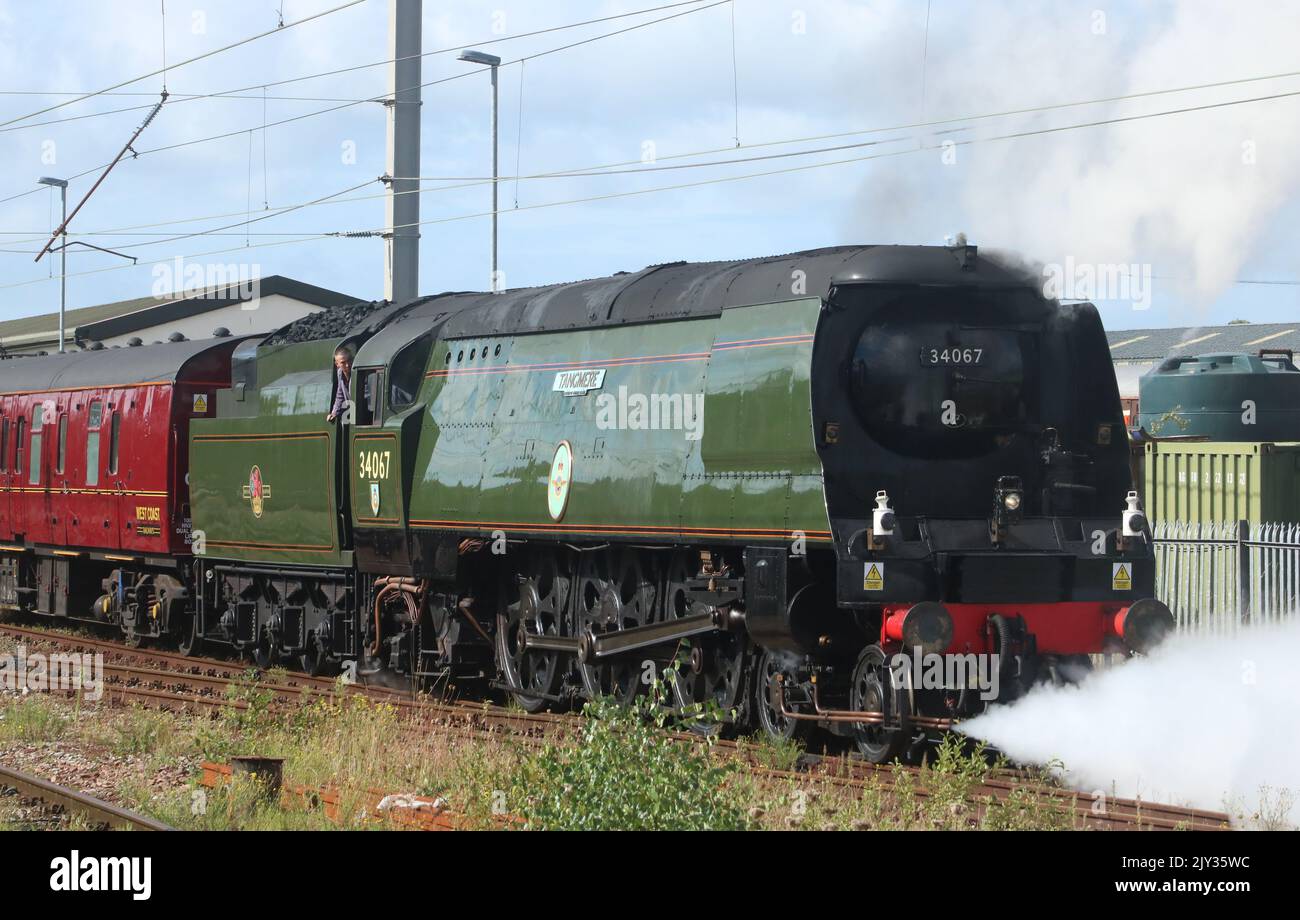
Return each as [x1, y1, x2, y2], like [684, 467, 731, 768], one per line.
[1139, 351, 1300, 441]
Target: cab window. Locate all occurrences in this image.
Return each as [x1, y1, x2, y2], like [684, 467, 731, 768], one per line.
[355, 370, 383, 427]
[389, 335, 433, 411]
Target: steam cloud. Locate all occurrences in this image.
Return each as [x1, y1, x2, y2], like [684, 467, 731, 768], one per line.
[961, 621, 1300, 828]
[851, 0, 1300, 318]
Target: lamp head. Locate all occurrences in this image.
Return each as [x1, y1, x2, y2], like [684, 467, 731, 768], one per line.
[458, 50, 501, 67]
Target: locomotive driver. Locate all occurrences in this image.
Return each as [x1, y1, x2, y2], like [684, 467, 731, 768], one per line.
[327, 346, 353, 423]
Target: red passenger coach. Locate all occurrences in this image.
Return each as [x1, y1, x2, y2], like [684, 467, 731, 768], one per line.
[0, 338, 245, 644]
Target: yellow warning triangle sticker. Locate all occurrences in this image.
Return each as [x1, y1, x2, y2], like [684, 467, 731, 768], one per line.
[864, 563, 885, 592]
[1112, 563, 1132, 592]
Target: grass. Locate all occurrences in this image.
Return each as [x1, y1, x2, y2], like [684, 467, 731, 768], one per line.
[0, 696, 71, 743]
[508, 687, 751, 831]
[1224, 786, 1298, 831]
[737, 732, 805, 772]
[0, 681, 1094, 831]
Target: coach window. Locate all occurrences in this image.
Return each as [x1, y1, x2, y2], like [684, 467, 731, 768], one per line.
[56, 414, 68, 475]
[28, 407, 43, 486]
[15, 418, 25, 477]
[108, 412, 121, 476]
[86, 402, 103, 487]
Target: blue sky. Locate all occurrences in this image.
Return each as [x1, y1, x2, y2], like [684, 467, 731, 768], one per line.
[1, 0, 1297, 334]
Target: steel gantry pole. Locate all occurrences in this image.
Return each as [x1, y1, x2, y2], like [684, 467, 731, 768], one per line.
[385, 0, 422, 304]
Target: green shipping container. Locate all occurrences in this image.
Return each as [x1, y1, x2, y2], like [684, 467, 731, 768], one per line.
[1143, 441, 1300, 524]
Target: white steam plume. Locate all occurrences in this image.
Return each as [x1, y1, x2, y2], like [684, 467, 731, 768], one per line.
[849, 0, 1300, 316]
[962, 621, 1300, 828]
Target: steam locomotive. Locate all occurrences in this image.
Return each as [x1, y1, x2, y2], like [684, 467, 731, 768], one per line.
[0, 243, 1173, 762]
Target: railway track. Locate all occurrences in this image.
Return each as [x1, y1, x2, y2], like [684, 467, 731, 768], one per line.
[0, 764, 174, 831]
[0, 621, 1231, 831]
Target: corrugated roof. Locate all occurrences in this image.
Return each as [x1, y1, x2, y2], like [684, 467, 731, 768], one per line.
[0, 294, 158, 339]
[1107, 323, 1300, 361]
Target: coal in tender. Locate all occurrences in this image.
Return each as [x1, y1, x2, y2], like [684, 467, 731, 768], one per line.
[263, 299, 391, 346]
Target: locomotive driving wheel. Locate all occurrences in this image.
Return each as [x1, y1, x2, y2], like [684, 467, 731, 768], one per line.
[575, 549, 654, 705]
[664, 552, 747, 732]
[497, 552, 568, 713]
[753, 649, 811, 743]
[850, 644, 911, 764]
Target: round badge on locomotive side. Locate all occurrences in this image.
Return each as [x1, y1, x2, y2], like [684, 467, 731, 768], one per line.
[548, 441, 574, 522]
[242, 465, 269, 519]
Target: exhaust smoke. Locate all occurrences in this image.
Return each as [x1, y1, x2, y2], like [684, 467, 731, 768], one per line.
[961, 620, 1300, 828]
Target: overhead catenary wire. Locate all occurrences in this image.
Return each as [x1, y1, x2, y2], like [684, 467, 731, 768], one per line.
[88, 179, 377, 250]
[729, 0, 741, 146]
[262, 88, 270, 209]
[6, 65, 1300, 250]
[246, 131, 254, 246]
[0, 135, 916, 248]
[0, 134, 914, 245]
[0, 0, 730, 212]
[0, 94, 403, 137]
[7, 58, 1300, 250]
[514, 62, 526, 209]
[7, 45, 1300, 221]
[0, 0, 368, 130]
[4, 82, 1300, 294]
[0, 0, 720, 137]
[160, 1, 169, 93]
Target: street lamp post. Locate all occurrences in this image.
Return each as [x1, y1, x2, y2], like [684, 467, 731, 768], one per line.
[38, 177, 69, 353]
[458, 50, 502, 291]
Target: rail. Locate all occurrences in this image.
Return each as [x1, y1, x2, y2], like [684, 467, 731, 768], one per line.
[0, 763, 174, 831]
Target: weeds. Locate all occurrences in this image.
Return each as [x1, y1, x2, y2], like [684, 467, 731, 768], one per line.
[1, 674, 1096, 832]
[0, 696, 70, 743]
[511, 677, 752, 830]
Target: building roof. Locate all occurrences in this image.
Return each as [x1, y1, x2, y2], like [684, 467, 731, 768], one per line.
[1107, 323, 1300, 362]
[0, 276, 361, 351]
